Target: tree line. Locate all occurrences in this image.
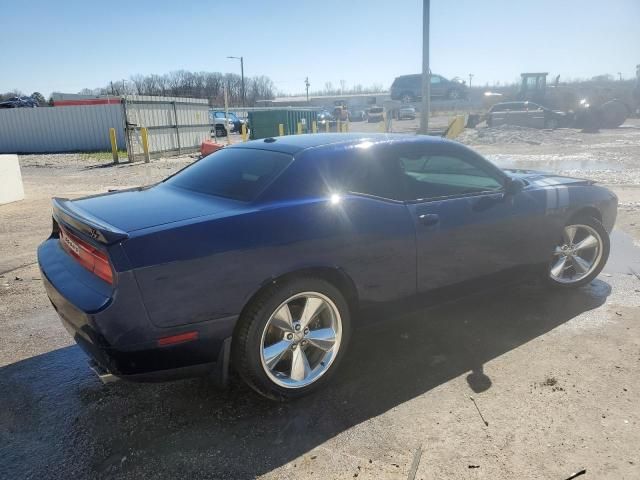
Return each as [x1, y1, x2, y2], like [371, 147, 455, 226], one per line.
[76, 70, 276, 107]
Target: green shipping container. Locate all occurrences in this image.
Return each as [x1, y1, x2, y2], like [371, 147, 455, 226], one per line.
[249, 109, 320, 140]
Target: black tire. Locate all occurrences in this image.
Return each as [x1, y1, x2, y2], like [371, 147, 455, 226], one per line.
[546, 215, 610, 288]
[447, 89, 461, 100]
[599, 100, 628, 129]
[232, 277, 351, 401]
[400, 92, 415, 104]
[215, 126, 227, 137]
[545, 117, 560, 129]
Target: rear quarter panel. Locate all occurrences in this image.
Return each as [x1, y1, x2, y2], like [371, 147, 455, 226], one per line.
[125, 196, 416, 328]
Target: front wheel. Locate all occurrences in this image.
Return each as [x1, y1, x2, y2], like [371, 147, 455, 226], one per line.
[447, 89, 462, 100]
[545, 118, 560, 129]
[547, 216, 610, 288]
[232, 277, 351, 400]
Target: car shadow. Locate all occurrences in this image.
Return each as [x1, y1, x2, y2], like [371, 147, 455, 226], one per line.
[0, 280, 611, 479]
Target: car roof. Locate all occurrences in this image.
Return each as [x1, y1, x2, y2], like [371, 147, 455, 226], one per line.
[228, 133, 453, 156]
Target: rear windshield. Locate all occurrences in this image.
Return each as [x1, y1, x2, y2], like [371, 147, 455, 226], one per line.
[165, 148, 292, 201]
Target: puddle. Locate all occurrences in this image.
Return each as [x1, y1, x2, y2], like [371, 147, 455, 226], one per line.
[604, 229, 640, 276]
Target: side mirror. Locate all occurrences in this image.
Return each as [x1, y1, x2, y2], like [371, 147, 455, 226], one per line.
[504, 177, 525, 195]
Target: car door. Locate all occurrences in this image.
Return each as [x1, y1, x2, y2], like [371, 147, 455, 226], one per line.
[393, 144, 528, 292]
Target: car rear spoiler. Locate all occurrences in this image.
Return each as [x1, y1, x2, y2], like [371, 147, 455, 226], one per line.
[52, 197, 129, 245]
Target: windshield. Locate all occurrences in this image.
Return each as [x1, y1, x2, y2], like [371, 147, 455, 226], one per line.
[165, 148, 292, 201]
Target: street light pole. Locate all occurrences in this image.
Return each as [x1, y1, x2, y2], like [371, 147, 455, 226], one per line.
[469, 73, 474, 89]
[419, 0, 430, 135]
[227, 56, 245, 108]
[305, 77, 310, 103]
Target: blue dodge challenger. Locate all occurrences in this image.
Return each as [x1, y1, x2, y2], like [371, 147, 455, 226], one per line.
[38, 134, 617, 400]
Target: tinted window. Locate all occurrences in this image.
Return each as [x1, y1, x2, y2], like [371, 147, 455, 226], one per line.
[430, 75, 442, 84]
[399, 153, 503, 200]
[166, 148, 292, 201]
[266, 149, 405, 202]
[335, 154, 404, 200]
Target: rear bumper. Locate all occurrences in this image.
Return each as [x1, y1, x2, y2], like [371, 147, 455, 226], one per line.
[38, 237, 237, 383]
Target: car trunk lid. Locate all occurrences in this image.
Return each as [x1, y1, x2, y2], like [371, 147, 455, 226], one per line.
[61, 184, 245, 236]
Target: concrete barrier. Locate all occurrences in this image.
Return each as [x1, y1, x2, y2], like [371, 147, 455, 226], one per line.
[0, 155, 25, 205]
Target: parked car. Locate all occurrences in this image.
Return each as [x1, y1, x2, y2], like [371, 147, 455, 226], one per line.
[398, 105, 416, 120]
[0, 96, 39, 108]
[367, 106, 384, 122]
[390, 74, 468, 103]
[349, 108, 366, 122]
[227, 112, 249, 133]
[487, 101, 569, 129]
[38, 134, 616, 400]
[316, 111, 334, 129]
[210, 111, 236, 136]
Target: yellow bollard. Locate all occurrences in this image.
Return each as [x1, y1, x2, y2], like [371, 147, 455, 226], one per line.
[140, 127, 151, 163]
[109, 128, 119, 164]
[312, 121, 317, 134]
[241, 123, 247, 142]
[279, 123, 285, 136]
[297, 122, 302, 135]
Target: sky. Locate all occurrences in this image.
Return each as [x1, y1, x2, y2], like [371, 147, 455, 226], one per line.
[1, 0, 639, 97]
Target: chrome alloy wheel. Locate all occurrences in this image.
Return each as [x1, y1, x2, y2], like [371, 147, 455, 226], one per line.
[550, 224, 603, 284]
[260, 292, 342, 389]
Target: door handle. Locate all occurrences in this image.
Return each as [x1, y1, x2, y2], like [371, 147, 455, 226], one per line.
[418, 213, 440, 226]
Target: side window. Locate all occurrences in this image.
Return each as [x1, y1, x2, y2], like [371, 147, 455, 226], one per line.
[430, 75, 442, 84]
[264, 151, 404, 202]
[332, 154, 404, 200]
[399, 153, 504, 201]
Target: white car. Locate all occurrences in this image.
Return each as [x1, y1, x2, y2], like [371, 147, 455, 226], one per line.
[398, 106, 416, 120]
[211, 112, 236, 137]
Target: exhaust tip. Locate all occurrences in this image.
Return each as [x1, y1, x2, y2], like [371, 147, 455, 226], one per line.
[88, 360, 119, 384]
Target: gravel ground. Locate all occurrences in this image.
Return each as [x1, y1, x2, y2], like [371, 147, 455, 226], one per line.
[1, 121, 640, 479]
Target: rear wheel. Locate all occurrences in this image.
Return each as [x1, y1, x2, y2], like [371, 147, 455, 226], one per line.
[232, 277, 351, 400]
[447, 89, 462, 100]
[545, 117, 560, 129]
[400, 92, 415, 104]
[547, 216, 609, 288]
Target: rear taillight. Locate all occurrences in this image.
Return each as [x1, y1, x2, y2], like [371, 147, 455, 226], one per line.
[59, 225, 113, 284]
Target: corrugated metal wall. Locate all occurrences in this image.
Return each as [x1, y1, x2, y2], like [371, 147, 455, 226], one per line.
[0, 104, 126, 154]
[123, 96, 211, 161]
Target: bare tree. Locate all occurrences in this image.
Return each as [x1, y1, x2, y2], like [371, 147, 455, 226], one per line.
[82, 69, 275, 106]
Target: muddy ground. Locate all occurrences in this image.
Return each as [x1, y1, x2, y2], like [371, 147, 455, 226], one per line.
[1, 121, 639, 479]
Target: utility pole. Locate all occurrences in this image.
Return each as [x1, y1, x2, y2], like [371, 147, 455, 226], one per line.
[618, 72, 622, 81]
[469, 73, 474, 89]
[110, 81, 115, 95]
[227, 56, 245, 108]
[305, 77, 310, 103]
[419, 0, 430, 135]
